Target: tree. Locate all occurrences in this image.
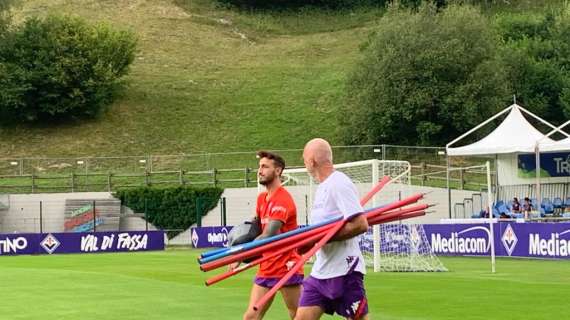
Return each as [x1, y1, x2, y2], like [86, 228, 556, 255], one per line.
[496, 8, 570, 123]
[0, 15, 137, 123]
[340, 4, 509, 146]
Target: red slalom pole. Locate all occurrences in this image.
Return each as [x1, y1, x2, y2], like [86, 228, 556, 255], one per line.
[201, 177, 395, 272]
[202, 194, 425, 272]
[369, 210, 426, 225]
[207, 206, 428, 285]
[253, 218, 346, 311]
[252, 209, 428, 311]
[360, 176, 391, 206]
[201, 176, 391, 263]
[206, 231, 325, 286]
[252, 201, 428, 311]
[200, 221, 336, 272]
[366, 204, 429, 224]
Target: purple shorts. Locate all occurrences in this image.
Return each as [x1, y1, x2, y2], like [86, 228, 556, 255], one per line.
[299, 272, 368, 318]
[254, 274, 304, 288]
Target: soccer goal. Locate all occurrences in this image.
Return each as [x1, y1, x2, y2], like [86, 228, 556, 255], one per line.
[281, 159, 446, 272]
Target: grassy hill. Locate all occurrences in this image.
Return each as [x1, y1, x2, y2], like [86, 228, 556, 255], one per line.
[0, 0, 386, 157]
[0, 0, 564, 158]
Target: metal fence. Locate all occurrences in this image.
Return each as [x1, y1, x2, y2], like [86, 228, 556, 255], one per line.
[0, 145, 447, 175]
[0, 144, 491, 193]
[0, 195, 228, 241]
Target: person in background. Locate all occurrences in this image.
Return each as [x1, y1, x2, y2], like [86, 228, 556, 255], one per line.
[522, 197, 533, 219]
[511, 197, 521, 213]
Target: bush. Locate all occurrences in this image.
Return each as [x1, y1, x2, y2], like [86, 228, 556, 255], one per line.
[214, 0, 447, 10]
[0, 15, 137, 123]
[114, 186, 224, 239]
[340, 4, 509, 146]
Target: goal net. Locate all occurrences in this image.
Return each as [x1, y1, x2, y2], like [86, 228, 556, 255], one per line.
[360, 223, 447, 272]
[281, 159, 446, 272]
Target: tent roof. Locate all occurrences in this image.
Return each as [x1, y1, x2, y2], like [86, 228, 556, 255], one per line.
[538, 137, 570, 152]
[447, 104, 554, 156]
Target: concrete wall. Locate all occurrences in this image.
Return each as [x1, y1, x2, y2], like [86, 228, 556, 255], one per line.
[170, 184, 482, 244]
[0, 192, 157, 233]
[1, 185, 482, 245]
[198, 184, 480, 226]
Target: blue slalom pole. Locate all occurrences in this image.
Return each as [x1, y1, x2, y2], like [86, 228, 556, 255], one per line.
[201, 246, 231, 259]
[199, 215, 336, 260]
[198, 216, 342, 265]
[198, 206, 380, 265]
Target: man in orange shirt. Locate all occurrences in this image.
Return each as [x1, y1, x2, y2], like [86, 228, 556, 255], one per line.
[238, 151, 303, 320]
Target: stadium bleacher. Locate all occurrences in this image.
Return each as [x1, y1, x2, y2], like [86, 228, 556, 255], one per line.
[471, 196, 570, 219]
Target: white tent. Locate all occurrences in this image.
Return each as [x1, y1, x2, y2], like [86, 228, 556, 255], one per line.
[538, 137, 570, 153]
[444, 103, 569, 220]
[447, 104, 555, 156]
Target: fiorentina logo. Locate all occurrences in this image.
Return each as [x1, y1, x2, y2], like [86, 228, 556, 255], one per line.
[40, 234, 60, 254]
[191, 229, 199, 248]
[410, 226, 421, 248]
[501, 224, 518, 256]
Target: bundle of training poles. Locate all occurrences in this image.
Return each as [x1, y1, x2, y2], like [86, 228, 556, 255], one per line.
[198, 176, 431, 312]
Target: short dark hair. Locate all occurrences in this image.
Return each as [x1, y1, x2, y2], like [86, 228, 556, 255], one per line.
[256, 151, 286, 172]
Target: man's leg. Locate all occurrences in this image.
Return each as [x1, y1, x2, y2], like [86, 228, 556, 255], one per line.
[243, 284, 275, 320]
[279, 285, 302, 319]
[338, 273, 368, 320]
[294, 306, 325, 320]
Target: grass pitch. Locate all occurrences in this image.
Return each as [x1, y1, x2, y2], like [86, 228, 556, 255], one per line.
[0, 249, 568, 319]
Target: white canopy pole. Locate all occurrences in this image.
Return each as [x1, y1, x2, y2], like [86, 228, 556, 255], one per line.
[518, 105, 570, 138]
[543, 119, 570, 138]
[446, 105, 513, 149]
[535, 144, 540, 219]
[531, 119, 570, 217]
[486, 161, 496, 273]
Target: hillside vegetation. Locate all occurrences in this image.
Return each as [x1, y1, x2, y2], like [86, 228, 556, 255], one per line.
[0, 0, 565, 158]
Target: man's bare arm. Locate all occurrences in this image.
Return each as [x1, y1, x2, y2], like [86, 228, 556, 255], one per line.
[331, 214, 368, 241]
[256, 220, 283, 240]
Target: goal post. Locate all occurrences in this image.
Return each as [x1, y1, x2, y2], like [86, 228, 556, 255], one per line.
[280, 159, 447, 272]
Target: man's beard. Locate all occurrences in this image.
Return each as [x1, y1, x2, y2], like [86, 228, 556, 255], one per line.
[259, 173, 276, 186]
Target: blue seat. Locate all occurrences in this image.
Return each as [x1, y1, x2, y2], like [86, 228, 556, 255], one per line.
[497, 203, 510, 215]
[565, 197, 570, 208]
[541, 198, 554, 215]
[553, 197, 563, 208]
[507, 200, 514, 211]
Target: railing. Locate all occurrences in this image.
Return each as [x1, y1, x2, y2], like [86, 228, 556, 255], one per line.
[0, 169, 259, 193]
[0, 163, 493, 194]
[0, 144, 496, 193]
[410, 163, 494, 191]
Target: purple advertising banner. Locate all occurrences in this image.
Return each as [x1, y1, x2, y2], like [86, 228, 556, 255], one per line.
[0, 231, 165, 256]
[495, 222, 570, 259]
[193, 223, 570, 260]
[191, 226, 233, 248]
[0, 233, 42, 256]
[423, 222, 570, 259]
[423, 223, 494, 257]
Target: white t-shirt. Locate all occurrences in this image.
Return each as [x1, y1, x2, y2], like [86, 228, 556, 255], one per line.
[310, 170, 366, 279]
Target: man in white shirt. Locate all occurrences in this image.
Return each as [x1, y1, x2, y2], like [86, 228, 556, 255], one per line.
[295, 138, 370, 320]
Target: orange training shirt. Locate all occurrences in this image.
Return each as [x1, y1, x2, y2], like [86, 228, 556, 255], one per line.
[256, 186, 304, 278]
